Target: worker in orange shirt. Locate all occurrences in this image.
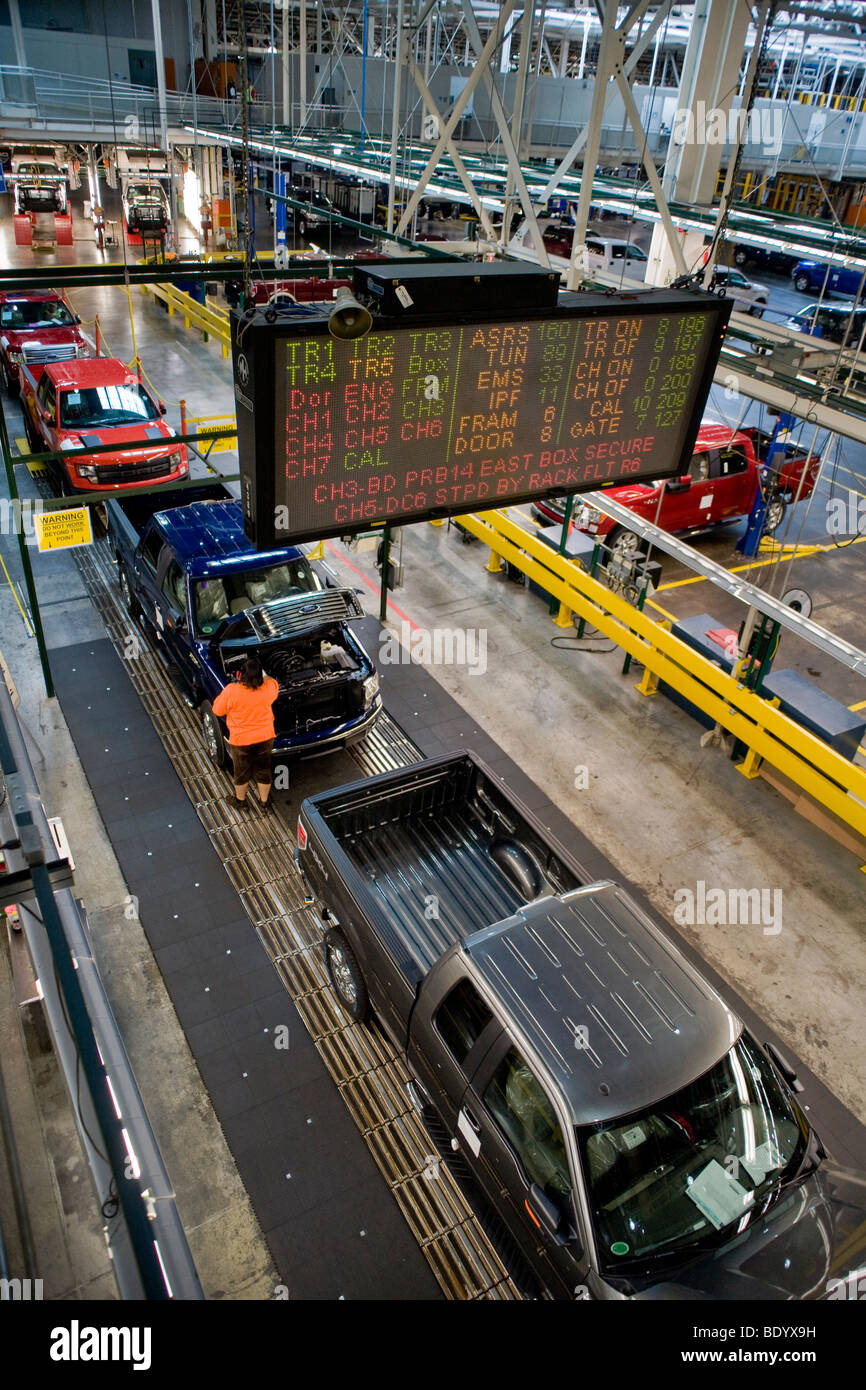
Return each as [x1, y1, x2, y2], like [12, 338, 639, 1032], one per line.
[212, 657, 280, 810]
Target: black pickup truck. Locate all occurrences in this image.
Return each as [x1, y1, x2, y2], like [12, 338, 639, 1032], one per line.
[107, 483, 382, 763]
[297, 752, 866, 1301]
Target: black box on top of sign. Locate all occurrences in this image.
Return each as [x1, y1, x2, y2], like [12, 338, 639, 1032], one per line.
[352, 260, 561, 317]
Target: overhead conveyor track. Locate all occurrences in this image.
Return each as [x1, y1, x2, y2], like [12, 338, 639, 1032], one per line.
[69, 529, 522, 1301]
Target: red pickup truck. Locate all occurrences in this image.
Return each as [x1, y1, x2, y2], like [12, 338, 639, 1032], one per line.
[531, 423, 821, 560]
[0, 291, 88, 396]
[20, 357, 188, 495]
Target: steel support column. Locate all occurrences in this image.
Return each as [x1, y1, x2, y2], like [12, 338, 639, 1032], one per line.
[457, 0, 551, 268]
[396, 1, 519, 237]
[151, 0, 169, 153]
[406, 55, 497, 239]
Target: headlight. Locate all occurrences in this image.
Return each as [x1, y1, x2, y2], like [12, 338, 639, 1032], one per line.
[362, 673, 379, 705]
[77, 465, 97, 479]
[576, 505, 601, 528]
[9, 351, 24, 365]
[169, 450, 186, 471]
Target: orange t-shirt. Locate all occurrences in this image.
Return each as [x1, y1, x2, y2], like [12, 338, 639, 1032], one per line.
[212, 675, 279, 746]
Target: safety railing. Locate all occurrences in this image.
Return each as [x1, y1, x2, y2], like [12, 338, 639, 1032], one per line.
[139, 280, 231, 356]
[456, 508, 866, 844]
[180, 402, 237, 456]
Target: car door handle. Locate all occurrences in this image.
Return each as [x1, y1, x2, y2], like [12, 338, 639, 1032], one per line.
[460, 1106, 480, 1132]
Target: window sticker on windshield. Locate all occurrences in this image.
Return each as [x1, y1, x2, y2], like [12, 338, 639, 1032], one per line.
[685, 1159, 752, 1230]
[67, 391, 81, 405]
[620, 1125, 645, 1151]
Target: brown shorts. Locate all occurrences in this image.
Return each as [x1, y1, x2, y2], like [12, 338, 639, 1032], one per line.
[229, 739, 274, 785]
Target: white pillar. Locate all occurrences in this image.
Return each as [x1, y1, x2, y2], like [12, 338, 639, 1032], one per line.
[151, 0, 169, 152]
[8, 0, 27, 69]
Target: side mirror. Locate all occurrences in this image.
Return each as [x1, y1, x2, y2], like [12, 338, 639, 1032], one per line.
[74, 314, 82, 324]
[764, 1041, 805, 1092]
[158, 400, 167, 415]
[666, 476, 691, 494]
[526, 1183, 563, 1237]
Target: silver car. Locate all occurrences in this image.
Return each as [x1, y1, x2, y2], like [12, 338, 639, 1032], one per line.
[713, 267, 769, 316]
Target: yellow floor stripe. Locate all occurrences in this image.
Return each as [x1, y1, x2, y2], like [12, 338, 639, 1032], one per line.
[658, 532, 866, 592]
[13, 437, 48, 477]
[850, 700, 866, 711]
[0, 550, 34, 637]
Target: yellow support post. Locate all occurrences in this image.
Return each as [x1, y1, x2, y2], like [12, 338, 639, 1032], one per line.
[737, 696, 781, 780]
[486, 549, 502, 573]
[553, 601, 573, 629]
[429, 519, 445, 527]
[635, 620, 670, 695]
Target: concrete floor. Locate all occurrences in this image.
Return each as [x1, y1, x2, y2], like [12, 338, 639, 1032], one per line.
[0, 185, 864, 1297]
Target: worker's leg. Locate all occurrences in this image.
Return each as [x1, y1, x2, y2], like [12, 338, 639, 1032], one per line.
[254, 740, 274, 808]
[234, 780, 249, 804]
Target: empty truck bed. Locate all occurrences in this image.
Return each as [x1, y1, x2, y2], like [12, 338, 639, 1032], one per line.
[313, 754, 584, 979]
[342, 807, 526, 972]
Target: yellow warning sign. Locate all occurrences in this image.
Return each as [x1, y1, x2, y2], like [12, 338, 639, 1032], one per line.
[33, 506, 94, 552]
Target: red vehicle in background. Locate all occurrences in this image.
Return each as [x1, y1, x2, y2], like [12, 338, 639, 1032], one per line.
[19, 357, 188, 494]
[0, 291, 88, 396]
[531, 423, 822, 560]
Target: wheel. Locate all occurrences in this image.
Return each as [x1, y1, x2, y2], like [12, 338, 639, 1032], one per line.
[0, 358, 18, 397]
[794, 273, 811, 294]
[606, 526, 643, 564]
[200, 700, 227, 768]
[763, 495, 787, 534]
[118, 563, 141, 619]
[733, 247, 749, 267]
[298, 215, 308, 240]
[22, 409, 38, 450]
[324, 928, 369, 1022]
[749, 303, 766, 317]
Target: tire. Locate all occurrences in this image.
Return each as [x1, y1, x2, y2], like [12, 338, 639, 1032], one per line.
[763, 495, 787, 534]
[606, 525, 643, 564]
[298, 215, 308, 240]
[324, 928, 369, 1022]
[200, 700, 227, 768]
[22, 409, 38, 450]
[118, 563, 141, 619]
[794, 273, 811, 294]
[0, 358, 18, 397]
[749, 303, 766, 317]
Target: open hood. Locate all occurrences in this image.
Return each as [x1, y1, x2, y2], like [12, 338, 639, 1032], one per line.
[217, 587, 365, 647]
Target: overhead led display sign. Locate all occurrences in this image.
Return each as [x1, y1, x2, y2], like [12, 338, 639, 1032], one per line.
[232, 288, 730, 547]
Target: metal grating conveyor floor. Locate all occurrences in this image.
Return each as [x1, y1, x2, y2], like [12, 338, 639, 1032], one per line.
[72, 535, 522, 1301]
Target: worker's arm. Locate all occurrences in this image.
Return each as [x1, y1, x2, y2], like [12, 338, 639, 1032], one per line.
[212, 685, 231, 718]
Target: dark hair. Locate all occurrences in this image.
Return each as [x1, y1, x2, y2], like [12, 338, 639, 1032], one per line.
[241, 657, 264, 689]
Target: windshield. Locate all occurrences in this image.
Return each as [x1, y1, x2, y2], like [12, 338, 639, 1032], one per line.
[193, 560, 320, 633]
[59, 382, 160, 428]
[127, 184, 164, 202]
[18, 163, 60, 177]
[1, 300, 75, 328]
[577, 1032, 809, 1274]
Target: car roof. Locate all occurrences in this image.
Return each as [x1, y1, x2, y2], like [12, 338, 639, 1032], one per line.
[152, 500, 302, 573]
[0, 290, 63, 304]
[797, 301, 863, 316]
[694, 422, 747, 447]
[40, 357, 138, 387]
[464, 882, 740, 1125]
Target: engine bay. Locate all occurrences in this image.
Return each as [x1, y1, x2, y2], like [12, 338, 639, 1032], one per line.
[222, 629, 360, 695]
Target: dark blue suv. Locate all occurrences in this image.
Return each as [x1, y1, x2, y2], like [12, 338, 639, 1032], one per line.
[792, 259, 866, 298]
